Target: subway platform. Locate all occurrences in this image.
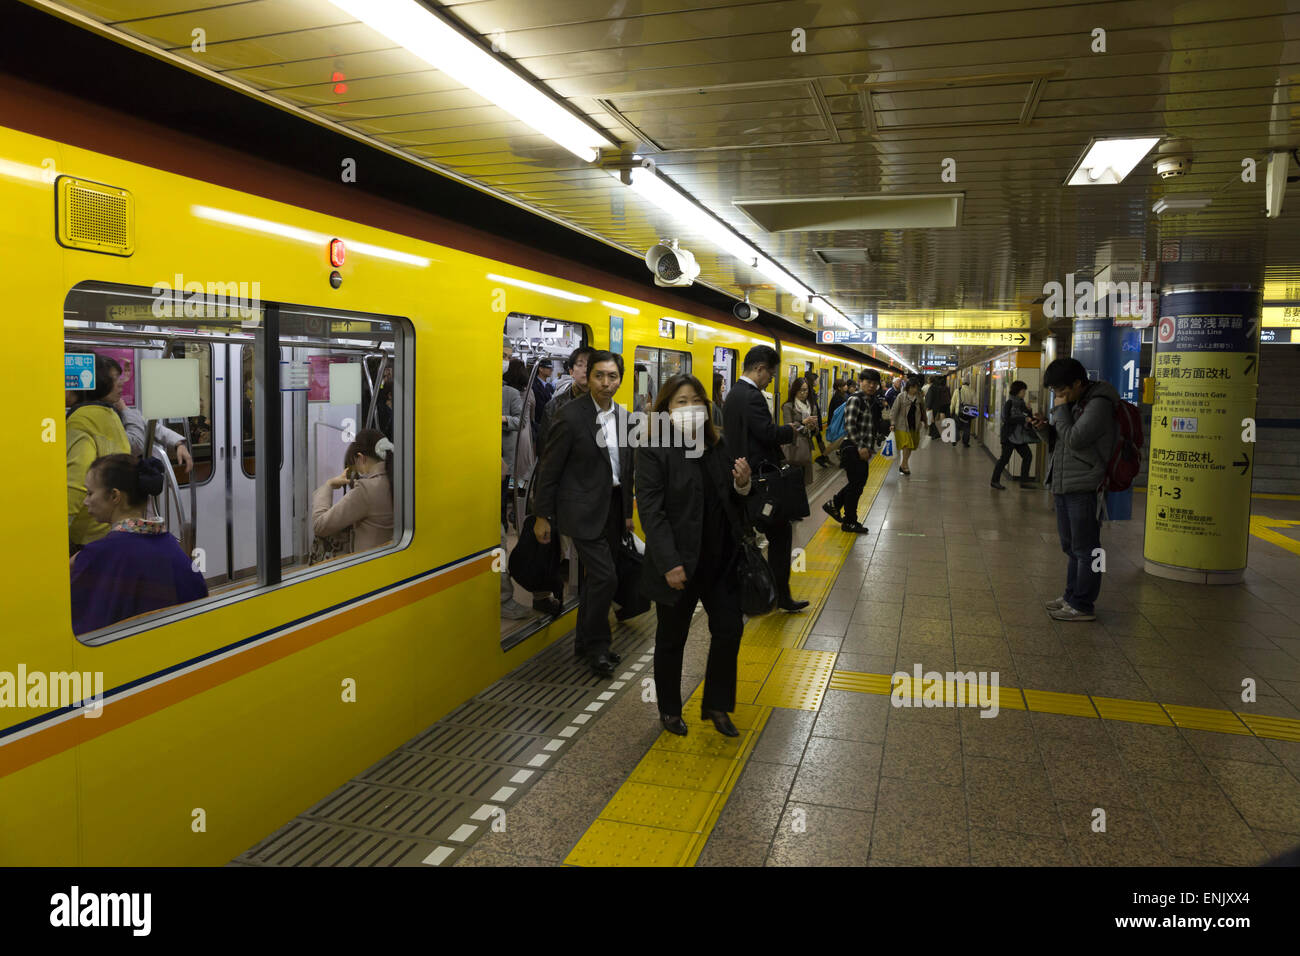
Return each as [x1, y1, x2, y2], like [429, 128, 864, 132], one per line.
[237, 437, 1300, 868]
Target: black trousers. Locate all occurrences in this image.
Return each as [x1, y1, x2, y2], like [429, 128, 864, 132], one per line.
[992, 439, 1033, 483]
[830, 441, 869, 522]
[653, 561, 743, 716]
[766, 518, 794, 603]
[956, 416, 972, 446]
[572, 485, 624, 660]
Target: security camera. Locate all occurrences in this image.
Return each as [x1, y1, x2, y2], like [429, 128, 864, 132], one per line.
[733, 299, 759, 322]
[645, 239, 700, 288]
[1154, 155, 1191, 179]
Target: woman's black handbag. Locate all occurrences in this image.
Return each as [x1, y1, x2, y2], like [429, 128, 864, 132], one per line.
[613, 532, 651, 619]
[737, 534, 778, 616]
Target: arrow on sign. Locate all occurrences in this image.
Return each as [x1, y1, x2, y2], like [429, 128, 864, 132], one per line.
[1244, 354, 1256, 376]
[924, 332, 934, 342]
[1234, 452, 1250, 475]
[1012, 332, 1026, 344]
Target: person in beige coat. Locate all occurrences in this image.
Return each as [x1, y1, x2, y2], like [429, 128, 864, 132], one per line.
[313, 428, 394, 554]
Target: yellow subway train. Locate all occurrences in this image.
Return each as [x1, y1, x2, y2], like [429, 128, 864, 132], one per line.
[0, 95, 893, 864]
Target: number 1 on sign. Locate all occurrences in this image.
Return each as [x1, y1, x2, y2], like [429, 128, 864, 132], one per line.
[1122, 359, 1137, 394]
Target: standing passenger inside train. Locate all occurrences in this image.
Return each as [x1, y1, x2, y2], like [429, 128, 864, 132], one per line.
[501, 361, 527, 530]
[537, 345, 594, 454]
[724, 345, 815, 613]
[312, 429, 395, 554]
[637, 374, 751, 737]
[803, 370, 832, 468]
[532, 351, 634, 678]
[531, 358, 554, 429]
[67, 354, 131, 553]
[118, 400, 193, 474]
[711, 372, 726, 430]
[70, 454, 208, 635]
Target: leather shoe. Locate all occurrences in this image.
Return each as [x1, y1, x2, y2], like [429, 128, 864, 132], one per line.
[702, 709, 740, 737]
[990, 481, 1006, 490]
[821, 500, 843, 523]
[606, 650, 622, 664]
[841, 521, 870, 534]
[588, 654, 616, 678]
[659, 714, 688, 736]
[532, 596, 562, 616]
[778, 598, 810, 612]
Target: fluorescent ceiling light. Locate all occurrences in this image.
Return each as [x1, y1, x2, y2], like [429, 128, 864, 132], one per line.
[192, 206, 430, 265]
[324, 0, 606, 163]
[1152, 196, 1212, 215]
[487, 272, 593, 303]
[1066, 137, 1160, 185]
[600, 300, 640, 314]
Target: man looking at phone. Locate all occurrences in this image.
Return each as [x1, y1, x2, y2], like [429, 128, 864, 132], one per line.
[1031, 357, 1119, 623]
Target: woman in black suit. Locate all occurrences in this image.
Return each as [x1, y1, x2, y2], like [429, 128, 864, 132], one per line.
[636, 373, 753, 737]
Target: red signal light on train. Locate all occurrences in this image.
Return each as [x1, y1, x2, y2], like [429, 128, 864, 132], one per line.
[331, 71, 345, 82]
[334, 83, 348, 95]
[329, 238, 346, 267]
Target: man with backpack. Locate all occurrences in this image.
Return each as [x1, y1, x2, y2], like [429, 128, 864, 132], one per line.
[822, 369, 882, 534]
[1032, 357, 1121, 623]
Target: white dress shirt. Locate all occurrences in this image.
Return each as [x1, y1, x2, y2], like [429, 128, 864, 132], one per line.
[594, 398, 621, 487]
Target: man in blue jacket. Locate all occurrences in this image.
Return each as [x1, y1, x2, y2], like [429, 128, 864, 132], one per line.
[1032, 357, 1119, 623]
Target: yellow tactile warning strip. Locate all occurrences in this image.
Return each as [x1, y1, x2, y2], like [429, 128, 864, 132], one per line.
[832, 669, 1300, 741]
[564, 455, 893, 867]
[1249, 516, 1300, 559]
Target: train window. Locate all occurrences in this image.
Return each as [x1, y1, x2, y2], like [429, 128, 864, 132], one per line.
[712, 347, 737, 406]
[633, 346, 691, 412]
[63, 282, 410, 645]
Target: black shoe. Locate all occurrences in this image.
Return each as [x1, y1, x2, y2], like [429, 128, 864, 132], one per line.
[778, 599, 810, 612]
[660, 714, 688, 736]
[1020, 482, 1040, 490]
[990, 481, 1006, 490]
[533, 596, 562, 616]
[816, 455, 832, 467]
[589, 653, 616, 678]
[606, 650, 622, 664]
[841, 521, 870, 534]
[821, 500, 843, 523]
[702, 709, 740, 737]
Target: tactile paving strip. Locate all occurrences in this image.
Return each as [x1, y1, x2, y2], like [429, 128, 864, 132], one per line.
[752, 648, 838, 710]
[830, 669, 1300, 741]
[232, 608, 659, 866]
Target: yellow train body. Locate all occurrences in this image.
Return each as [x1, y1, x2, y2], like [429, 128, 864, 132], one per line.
[0, 119, 880, 865]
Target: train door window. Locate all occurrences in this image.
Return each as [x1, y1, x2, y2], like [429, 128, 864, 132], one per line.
[819, 367, 829, 408]
[712, 347, 737, 406]
[632, 346, 691, 412]
[499, 312, 587, 636]
[63, 282, 410, 645]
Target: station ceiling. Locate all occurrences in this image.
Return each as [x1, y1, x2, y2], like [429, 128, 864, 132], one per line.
[26, 0, 1300, 368]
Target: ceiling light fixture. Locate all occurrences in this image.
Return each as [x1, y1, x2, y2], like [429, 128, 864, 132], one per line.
[323, 0, 608, 163]
[1066, 137, 1160, 186]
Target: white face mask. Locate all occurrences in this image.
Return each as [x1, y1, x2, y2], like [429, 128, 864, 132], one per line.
[503, 360, 510, 372]
[670, 405, 707, 434]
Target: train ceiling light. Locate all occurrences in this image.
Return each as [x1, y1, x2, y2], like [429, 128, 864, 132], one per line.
[323, 0, 610, 163]
[1065, 137, 1160, 186]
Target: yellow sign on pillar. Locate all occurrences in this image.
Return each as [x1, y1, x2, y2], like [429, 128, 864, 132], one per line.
[1144, 294, 1261, 582]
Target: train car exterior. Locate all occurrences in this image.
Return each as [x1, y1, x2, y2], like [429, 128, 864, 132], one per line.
[0, 99, 886, 864]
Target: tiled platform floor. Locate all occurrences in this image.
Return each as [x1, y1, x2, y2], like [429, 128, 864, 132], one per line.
[459, 436, 1300, 866]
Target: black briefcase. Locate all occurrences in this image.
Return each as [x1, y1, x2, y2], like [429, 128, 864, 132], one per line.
[748, 460, 810, 529]
[613, 532, 651, 619]
[509, 515, 562, 596]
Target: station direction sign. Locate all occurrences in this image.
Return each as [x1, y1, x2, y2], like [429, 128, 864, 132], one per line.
[873, 329, 1031, 346]
[870, 310, 1031, 330]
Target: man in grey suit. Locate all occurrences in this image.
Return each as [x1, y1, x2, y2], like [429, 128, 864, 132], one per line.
[533, 351, 635, 677]
[723, 345, 816, 612]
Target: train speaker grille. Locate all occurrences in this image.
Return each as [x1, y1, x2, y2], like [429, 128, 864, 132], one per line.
[56, 176, 134, 256]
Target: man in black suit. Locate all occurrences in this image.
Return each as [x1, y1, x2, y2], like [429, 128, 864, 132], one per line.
[723, 345, 817, 612]
[533, 350, 635, 677]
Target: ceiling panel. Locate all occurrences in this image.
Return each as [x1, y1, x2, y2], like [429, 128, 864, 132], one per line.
[33, 0, 1300, 366]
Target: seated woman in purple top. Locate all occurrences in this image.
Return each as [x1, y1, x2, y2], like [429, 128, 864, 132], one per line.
[70, 454, 208, 636]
